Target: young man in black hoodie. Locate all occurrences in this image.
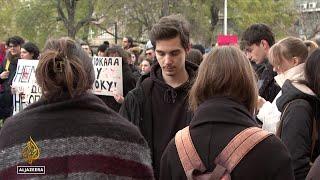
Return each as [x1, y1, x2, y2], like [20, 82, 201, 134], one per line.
[120, 14, 198, 179]
[241, 24, 280, 102]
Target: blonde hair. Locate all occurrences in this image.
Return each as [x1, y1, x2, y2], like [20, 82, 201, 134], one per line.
[304, 40, 318, 56]
[269, 37, 308, 68]
[189, 46, 258, 114]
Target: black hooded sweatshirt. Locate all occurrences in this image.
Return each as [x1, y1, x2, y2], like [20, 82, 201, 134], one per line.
[120, 61, 198, 179]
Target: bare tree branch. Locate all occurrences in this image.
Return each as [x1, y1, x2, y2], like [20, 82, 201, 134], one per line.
[91, 22, 115, 37]
[56, 0, 68, 27]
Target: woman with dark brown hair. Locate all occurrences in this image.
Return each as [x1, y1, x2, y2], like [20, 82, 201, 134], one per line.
[304, 48, 320, 180]
[160, 46, 293, 180]
[0, 37, 153, 179]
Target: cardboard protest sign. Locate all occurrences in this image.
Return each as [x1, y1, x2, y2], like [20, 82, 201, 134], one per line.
[12, 59, 41, 114]
[92, 56, 123, 96]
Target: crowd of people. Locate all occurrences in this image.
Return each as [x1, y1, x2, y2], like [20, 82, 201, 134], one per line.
[0, 14, 320, 179]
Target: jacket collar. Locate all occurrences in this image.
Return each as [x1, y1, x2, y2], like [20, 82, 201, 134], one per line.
[190, 97, 258, 128]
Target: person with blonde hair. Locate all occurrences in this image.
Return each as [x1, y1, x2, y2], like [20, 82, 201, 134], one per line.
[160, 46, 293, 180]
[304, 40, 318, 56]
[258, 37, 319, 179]
[0, 37, 154, 179]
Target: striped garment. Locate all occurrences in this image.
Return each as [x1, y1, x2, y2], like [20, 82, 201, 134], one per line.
[0, 93, 154, 179]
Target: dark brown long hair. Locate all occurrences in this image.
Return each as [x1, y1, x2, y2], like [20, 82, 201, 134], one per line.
[305, 48, 320, 96]
[189, 46, 258, 114]
[36, 37, 94, 101]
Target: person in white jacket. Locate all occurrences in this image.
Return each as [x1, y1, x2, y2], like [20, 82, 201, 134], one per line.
[257, 37, 312, 133]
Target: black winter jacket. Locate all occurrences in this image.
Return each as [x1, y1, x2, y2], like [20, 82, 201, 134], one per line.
[160, 97, 294, 180]
[256, 59, 281, 102]
[0, 54, 19, 119]
[276, 80, 320, 180]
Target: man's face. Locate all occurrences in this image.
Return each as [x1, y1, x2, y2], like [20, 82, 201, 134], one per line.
[141, 60, 151, 75]
[81, 45, 91, 57]
[245, 42, 267, 64]
[155, 36, 187, 77]
[145, 49, 155, 60]
[8, 43, 21, 56]
[98, 51, 106, 57]
[122, 38, 129, 49]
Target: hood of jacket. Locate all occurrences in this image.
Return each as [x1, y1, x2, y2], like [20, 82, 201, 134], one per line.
[148, 61, 198, 104]
[276, 80, 320, 118]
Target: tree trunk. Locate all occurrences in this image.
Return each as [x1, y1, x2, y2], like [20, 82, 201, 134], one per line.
[162, 0, 169, 17]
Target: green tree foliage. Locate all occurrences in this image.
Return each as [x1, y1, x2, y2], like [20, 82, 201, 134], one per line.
[0, 0, 22, 38]
[16, 0, 65, 47]
[228, 0, 297, 39]
[0, 0, 298, 48]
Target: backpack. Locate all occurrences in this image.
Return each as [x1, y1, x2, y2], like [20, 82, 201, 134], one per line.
[175, 126, 272, 180]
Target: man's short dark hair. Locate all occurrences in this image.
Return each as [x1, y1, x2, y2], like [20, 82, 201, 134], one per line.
[241, 23, 275, 48]
[192, 44, 205, 55]
[98, 44, 108, 52]
[149, 14, 190, 49]
[103, 41, 110, 47]
[6, 36, 25, 46]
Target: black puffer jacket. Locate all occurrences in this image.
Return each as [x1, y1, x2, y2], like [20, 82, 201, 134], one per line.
[276, 80, 320, 180]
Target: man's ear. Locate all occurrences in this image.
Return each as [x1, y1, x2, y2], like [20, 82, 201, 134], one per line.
[261, 40, 270, 50]
[186, 43, 191, 53]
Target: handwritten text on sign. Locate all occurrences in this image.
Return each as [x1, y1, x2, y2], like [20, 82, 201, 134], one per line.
[92, 56, 123, 96]
[12, 59, 41, 114]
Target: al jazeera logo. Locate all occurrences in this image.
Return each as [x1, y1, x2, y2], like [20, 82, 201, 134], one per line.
[17, 137, 45, 175]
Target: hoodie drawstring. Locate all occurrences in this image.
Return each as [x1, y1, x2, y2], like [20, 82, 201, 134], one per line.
[164, 88, 177, 104]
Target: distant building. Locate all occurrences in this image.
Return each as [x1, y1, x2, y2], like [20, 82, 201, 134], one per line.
[294, 0, 320, 39]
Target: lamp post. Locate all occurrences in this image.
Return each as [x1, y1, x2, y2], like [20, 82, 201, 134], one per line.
[114, 22, 118, 44]
[224, 0, 227, 35]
